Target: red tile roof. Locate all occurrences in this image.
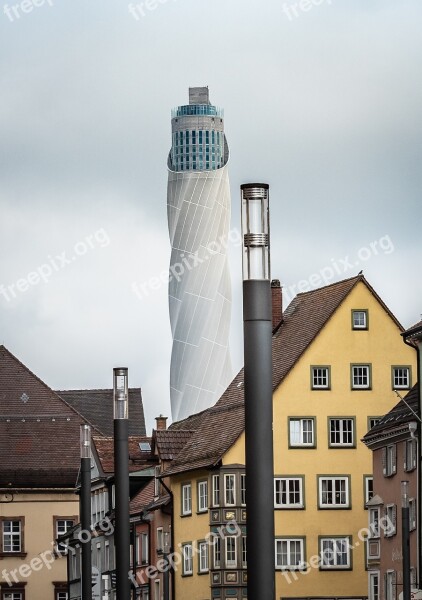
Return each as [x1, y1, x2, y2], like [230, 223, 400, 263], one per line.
[93, 436, 153, 474]
[154, 430, 196, 461]
[162, 275, 403, 477]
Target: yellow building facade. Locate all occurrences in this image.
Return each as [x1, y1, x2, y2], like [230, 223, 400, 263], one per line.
[165, 276, 416, 600]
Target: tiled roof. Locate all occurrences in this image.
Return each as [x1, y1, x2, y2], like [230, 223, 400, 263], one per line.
[169, 409, 208, 432]
[57, 388, 146, 437]
[0, 345, 88, 487]
[130, 479, 155, 514]
[163, 275, 403, 477]
[93, 436, 153, 474]
[154, 429, 196, 461]
[362, 384, 420, 441]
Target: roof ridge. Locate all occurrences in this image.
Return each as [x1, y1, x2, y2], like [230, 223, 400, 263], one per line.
[294, 274, 363, 297]
[56, 388, 142, 393]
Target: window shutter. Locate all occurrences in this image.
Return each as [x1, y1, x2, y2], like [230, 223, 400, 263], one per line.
[382, 447, 387, 476]
[392, 445, 397, 474]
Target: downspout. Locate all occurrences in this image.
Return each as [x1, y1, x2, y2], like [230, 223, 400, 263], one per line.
[402, 336, 421, 584]
[160, 478, 175, 600]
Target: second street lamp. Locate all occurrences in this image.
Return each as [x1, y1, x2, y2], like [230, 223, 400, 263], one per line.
[241, 183, 275, 600]
[113, 367, 131, 600]
[80, 424, 92, 600]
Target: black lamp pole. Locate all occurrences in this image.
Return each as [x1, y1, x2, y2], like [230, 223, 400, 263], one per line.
[80, 424, 92, 600]
[113, 367, 131, 600]
[402, 481, 411, 600]
[241, 183, 275, 600]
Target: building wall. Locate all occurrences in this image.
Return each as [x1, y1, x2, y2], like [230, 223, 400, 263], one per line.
[0, 491, 78, 599]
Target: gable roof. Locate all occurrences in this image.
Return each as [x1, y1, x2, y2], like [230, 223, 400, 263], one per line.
[92, 436, 153, 475]
[154, 429, 196, 461]
[57, 388, 146, 437]
[0, 345, 90, 487]
[162, 275, 403, 477]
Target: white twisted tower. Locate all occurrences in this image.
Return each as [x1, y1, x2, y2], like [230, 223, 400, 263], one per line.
[167, 87, 232, 422]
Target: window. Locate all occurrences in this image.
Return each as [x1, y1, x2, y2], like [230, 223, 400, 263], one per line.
[405, 439, 417, 471]
[351, 364, 371, 389]
[213, 536, 221, 568]
[224, 474, 235, 506]
[198, 541, 208, 573]
[383, 445, 397, 477]
[369, 508, 380, 538]
[385, 505, 397, 537]
[182, 544, 193, 575]
[212, 474, 220, 507]
[409, 498, 416, 531]
[320, 537, 351, 569]
[2, 592, 24, 600]
[368, 417, 381, 430]
[197, 481, 208, 513]
[274, 477, 304, 509]
[181, 484, 192, 515]
[55, 518, 75, 553]
[105, 541, 110, 571]
[139, 533, 148, 564]
[242, 536, 247, 568]
[56, 593, 68, 600]
[1, 518, 24, 554]
[289, 418, 315, 447]
[154, 465, 160, 497]
[311, 366, 330, 389]
[156, 528, 163, 553]
[385, 570, 396, 600]
[275, 538, 305, 570]
[225, 536, 237, 567]
[369, 572, 380, 600]
[329, 418, 354, 447]
[240, 474, 246, 506]
[352, 309, 368, 329]
[318, 477, 350, 508]
[392, 366, 411, 389]
[154, 580, 160, 600]
[364, 476, 374, 504]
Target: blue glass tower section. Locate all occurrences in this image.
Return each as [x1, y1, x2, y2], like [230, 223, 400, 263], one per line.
[167, 87, 232, 422]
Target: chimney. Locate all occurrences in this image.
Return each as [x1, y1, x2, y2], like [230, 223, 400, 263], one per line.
[155, 415, 168, 431]
[271, 279, 283, 330]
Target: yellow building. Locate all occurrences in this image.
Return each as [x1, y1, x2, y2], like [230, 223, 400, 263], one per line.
[163, 275, 416, 600]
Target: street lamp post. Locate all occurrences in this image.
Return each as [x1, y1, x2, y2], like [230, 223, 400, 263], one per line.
[80, 424, 92, 600]
[163, 531, 170, 600]
[113, 367, 131, 600]
[402, 481, 411, 600]
[241, 183, 275, 600]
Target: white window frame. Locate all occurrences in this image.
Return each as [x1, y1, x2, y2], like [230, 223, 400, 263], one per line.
[289, 418, 315, 447]
[329, 418, 354, 447]
[352, 310, 367, 329]
[275, 538, 305, 570]
[182, 544, 193, 575]
[225, 536, 237, 568]
[405, 439, 417, 472]
[3, 594, 24, 600]
[2, 519, 22, 553]
[224, 474, 235, 506]
[213, 536, 221, 568]
[274, 477, 304, 509]
[311, 366, 330, 389]
[156, 527, 163, 553]
[385, 570, 396, 600]
[197, 481, 208, 513]
[369, 508, 380, 538]
[365, 476, 374, 504]
[212, 474, 220, 507]
[242, 535, 247, 568]
[384, 445, 397, 477]
[320, 536, 351, 570]
[392, 367, 410, 389]
[181, 484, 192, 515]
[351, 364, 371, 389]
[369, 571, 380, 600]
[140, 532, 148, 565]
[56, 518, 74, 554]
[318, 477, 350, 508]
[198, 541, 209, 573]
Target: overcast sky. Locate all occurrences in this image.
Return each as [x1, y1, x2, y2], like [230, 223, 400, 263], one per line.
[1, 0, 421, 432]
